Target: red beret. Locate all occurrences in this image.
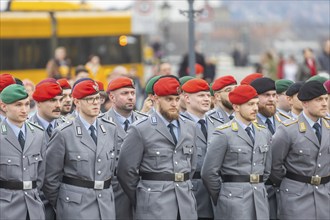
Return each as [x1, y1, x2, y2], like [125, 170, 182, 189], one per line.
[96, 81, 104, 91]
[72, 80, 99, 99]
[240, 73, 263, 85]
[186, 63, 204, 75]
[154, 77, 181, 96]
[33, 82, 62, 102]
[0, 73, 16, 93]
[57, 78, 71, 89]
[212, 75, 237, 91]
[107, 77, 135, 92]
[324, 80, 330, 94]
[182, 78, 209, 93]
[229, 85, 258, 105]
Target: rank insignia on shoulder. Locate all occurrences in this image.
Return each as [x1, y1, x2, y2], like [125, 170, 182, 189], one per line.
[252, 122, 265, 130]
[322, 118, 330, 129]
[283, 119, 298, 127]
[299, 122, 306, 132]
[324, 115, 330, 121]
[231, 122, 238, 131]
[216, 123, 230, 130]
[278, 112, 291, 119]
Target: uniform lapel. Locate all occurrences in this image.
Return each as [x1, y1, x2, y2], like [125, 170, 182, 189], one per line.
[75, 118, 96, 152]
[299, 115, 320, 147]
[181, 112, 206, 144]
[23, 122, 34, 153]
[3, 121, 22, 152]
[153, 113, 176, 145]
[107, 108, 126, 140]
[96, 119, 107, 157]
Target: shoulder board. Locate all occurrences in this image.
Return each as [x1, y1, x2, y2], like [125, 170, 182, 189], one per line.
[206, 109, 217, 116]
[59, 115, 67, 122]
[278, 111, 291, 119]
[98, 112, 106, 118]
[206, 115, 214, 124]
[324, 116, 330, 121]
[135, 116, 148, 125]
[283, 119, 298, 127]
[179, 113, 190, 121]
[322, 118, 330, 129]
[134, 110, 148, 117]
[216, 123, 231, 130]
[59, 121, 73, 130]
[101, 117, 116, 126]
[27, 121, 44, 131]
[179, 115, 186, 121]
[231, 122, 238, 131]
[252, 122, 266, 130]
[209, 114, 224, 123]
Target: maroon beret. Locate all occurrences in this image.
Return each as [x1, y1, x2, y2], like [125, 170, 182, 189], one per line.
[324, 80, 330, 94]
[212, 75, 237, 91]
[182, 78, 209, 93]
[107, 77, 135, 92]
[0, 73, 16, 93]
[33, 82, 62, 102]
[154, 76, 181, 96]
[72, 80, 99, 99]
[229, 85, 258, 105]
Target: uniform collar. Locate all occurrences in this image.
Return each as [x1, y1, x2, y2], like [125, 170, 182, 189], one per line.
[79, 114, 97, 132]
[5, 118, 26, 139]
[156, 111, 179, 128]
[257, 113, 275, 125]
[113, 108, 133, 125]
[36, 112, 56, 129]
[302, 111, 321, 128]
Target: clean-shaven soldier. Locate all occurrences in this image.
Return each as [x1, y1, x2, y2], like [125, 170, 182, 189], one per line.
[0, 73, 16, 122]
[286, 82, 304, 119]
[181, 78, 216, 219]
[0, 84, 46, 220]
[269, 80, 330, 220]
[207, 75, 237, 124]
[117, 76, 198, 220]
[275, 79, 294, 117]
[57, 78, 73, 117]
[43, 79, 118, 220]
[30, 79, 66, 142]
[178, 76, 195, 113]
[201, 85, 272, 220]
[104, 76, 147, 220]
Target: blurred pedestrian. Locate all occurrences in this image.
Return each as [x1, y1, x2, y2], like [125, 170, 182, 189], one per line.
[318, 39, 330, 74]
[296, 48, 319, 81]
[46, 47, 72, 79]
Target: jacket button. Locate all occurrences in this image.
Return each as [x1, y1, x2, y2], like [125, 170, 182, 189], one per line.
[98, 194, 102, 198]
[7, 159, 11, 163]
[147, 188, 151, 191]
[23, 156, 26, 159]
[238, 149, 241, 152]
[35, 157, 38, 160]
[318, 164, 321, 168]
[285, 189, 288, 192]
[156, 151, 160, 155]
[97, 171, 101, 175]
[97, 158, 101, 162]
[77, 155, 81, 159]
[229, 193, 232, 197]
[66, 197, 69, 201]
[299, 150, 303, 153]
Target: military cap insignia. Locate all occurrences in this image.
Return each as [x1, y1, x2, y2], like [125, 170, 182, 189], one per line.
[231, 122, 238, 131]
[1, 124, 7, 134]
[100, 124, 106, 133]
[299, 122, 306, 132]
[93, 81, 99, 92]
[76, 126, 82, 135]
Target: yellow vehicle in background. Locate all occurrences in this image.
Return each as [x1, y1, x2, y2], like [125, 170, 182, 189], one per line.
[0, 0, 144, 85]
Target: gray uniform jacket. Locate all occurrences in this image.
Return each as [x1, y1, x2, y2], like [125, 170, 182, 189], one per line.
[0, 120, 47, 220]
[201, 120, 272, 220]
[103, 108, 147, 220]
[117, 112, 198, 220]
[180, 112, 218, 218]
[43, 117, 118, 220]
[207, 107, 232, 125]
[270, 115, 330, 220]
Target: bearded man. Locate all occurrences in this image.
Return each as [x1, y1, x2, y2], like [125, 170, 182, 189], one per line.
[117, 76, 198, 220]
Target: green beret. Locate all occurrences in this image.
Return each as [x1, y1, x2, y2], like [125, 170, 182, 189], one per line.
[179, 76, 194, 86]
[210, 82, 214, 96]
[0, 84, 28, 104]
[145, 75, 162, 95]
[275, 79, 294, 94]
[306, 75, 329, 84]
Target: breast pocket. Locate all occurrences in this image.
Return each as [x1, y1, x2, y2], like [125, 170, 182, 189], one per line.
[68, 152, 89, 177]
[106, 151, 116, 172]
[27, 153, 42, 180]
[145, 148, 171, 169]
[256, 144, 269, 165]
[0, 156, 20, 180]
[183, 145, 194, 165]
[228, 146, 249, 166]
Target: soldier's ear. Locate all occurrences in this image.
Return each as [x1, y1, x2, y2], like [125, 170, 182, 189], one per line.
[0, 102, 7, 113]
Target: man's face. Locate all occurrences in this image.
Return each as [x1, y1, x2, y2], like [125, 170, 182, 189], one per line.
[276, 92, 291, 112]
[185, 91, 211, 115]
[258, 90, 277, 117]
[75, 93, 101, 118]
[159, 63, 172, 75]
[110, 87, 136, 113]
[60, 89, 72, 115]
[179, 93, 187, 112]
[303, 94, 328, 118]
[287, 94, 303, 112]
[234, 98, 259, 122]
[214, 85, 237, 110]
[37, 95, 62, 122]
[2, 97, 30, 124]
[156, 95, 180, 121]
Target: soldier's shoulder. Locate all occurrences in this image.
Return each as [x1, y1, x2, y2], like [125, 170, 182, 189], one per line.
[99, 117, 116, 127]
[252, 121, 266, 129]
[322, 116, 330, 129]
[58, 120, 73, 130]
[134, 110, 148, 118]
[26, 121, 44, 131]
[277, 111, 291, 120]
[206, 109, 217, 116]
[134, 116, 149, 126]
[215, 122, 231, 131]
[282, 118, 298, 127]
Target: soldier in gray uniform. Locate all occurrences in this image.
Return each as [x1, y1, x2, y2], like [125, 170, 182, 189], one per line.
[275, 79, 294, 117]
[286, 82, 303, 119]
[0, 84, 46, 220]
[117, 76, 198, 220]
[180, 78, 216, 219]
[56, 78, 73, 117]
[270, 80, 329, 220]
[207, 75, 237, 124]
[104, 76, 147, 220]
[202, 85, 272, 220]
[43, 79, 118, 220]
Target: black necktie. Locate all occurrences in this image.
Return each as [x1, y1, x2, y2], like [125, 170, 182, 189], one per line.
[46, 124, 53, 137]
[168, 123, 177, 145]
[18, 130, 25, 150]
[229, 115, 234, 120]
[89, 125, 97, 145]
[198, 119, 208, 140]
[245, 127, 255, 145]
[124, 119, 129, 132]
[313, 123, 322, 144]
[265, 118, 275, 135]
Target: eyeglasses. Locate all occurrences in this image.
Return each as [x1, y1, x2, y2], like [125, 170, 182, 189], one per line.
[81, 96, 101, 104]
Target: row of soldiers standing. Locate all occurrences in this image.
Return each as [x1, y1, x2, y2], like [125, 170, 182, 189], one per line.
[0, 72, 329, 220]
